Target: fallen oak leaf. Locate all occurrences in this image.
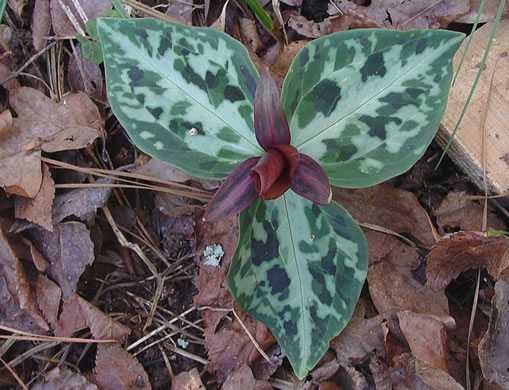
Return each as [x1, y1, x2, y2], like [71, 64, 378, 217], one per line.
[15, 162, 55, 231]
[27, 222, 95, 300]
[54, 294, 129, 340]
[426, 231, 509, 291]
[91, 344, 150, 390]
[0, 88, 103, 198]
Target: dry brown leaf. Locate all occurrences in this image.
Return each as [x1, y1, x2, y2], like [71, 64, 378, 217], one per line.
[272, 40, 309, 78]
[0, 229, 44, 331]
[68, 47, 104, 101]
[368, 242, 450, 316]
[32, 366, 98, 390]
[54, 294, 129, 340]
[334, 0, 470, 29]
[92, 344, 150, 390]
[0, 110, 12, 140]
[0, 88, 103, 197]
[434, 191, 506, 234]
[166, 0, 193, 24]
[222, 364, 256, 390]
[52, 178, 112, 225]
[0, 63, 20, 91]
[15, 259, 49, 331]
[10, 88, 104, 153]
[50, 0, 110, 36]
[414, 359, 464, 390]
[31, 0, 51, 51]
[397, 311, 449, 372]
[240, 18, 262, 52]
[288, 14, 333, 38]
[426, 232, 509, 291]
[171, 368, 205, 390]
[330, 302, 388, 367]
[35, 274, 61, 327]
[478, 275, 509, 386]
[332, 185, 437, 248]
[15, 162, 55, 231]
[457, 0, 509, 23]
[193, 217, 276, 382]
[27, 222, 95, 300]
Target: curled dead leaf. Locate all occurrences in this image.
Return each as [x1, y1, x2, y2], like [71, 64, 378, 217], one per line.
[54, 294, 129, 340]
[426, 232, 509, 291]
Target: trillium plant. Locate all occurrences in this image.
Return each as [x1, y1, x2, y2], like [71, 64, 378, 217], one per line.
[96, 18, 463, 378]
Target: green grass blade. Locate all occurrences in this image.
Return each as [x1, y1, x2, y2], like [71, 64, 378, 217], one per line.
[436, 0, 506, 169]
[452, 0, 487, 85]
[111, 0, 130, 18]
[245, 0, 273, 30]
[0, 0, 7, 24]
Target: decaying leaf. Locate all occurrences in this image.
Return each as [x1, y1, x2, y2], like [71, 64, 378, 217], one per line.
[368, 242, 450, 316]
[35, 274, 62, 327]
[193, 216, 276, 381]
[68, 47, 104, 101]
[170, 368, 205, 390]
[328, 0, 470, 29]
[239, 18, 262, 52]
[0, 228, 49, 331]
[434, 191, 506, 234]
[166, 0, 193, 25]
[10, 88, 104, 153]
[221, 364, 271, 390]
[478, 275, 509, 386]
[397, 311, 450, 372]
[92, 344, 150, 390]
[426, 232, 509, 291]
[31, 0, 51, 51]
[28, 222, 95, 300]
[288, 14, 334, 38]
[52, 178, 112, 224]
[15, 163, 55, 231]
[456, 0, 509, 23]
[54, 294, 129, 340]
[333, 185, 437, 248]
[50, 0, 110, 36]
[15, 259, 49, 331]
[414, 359, 464, 390]
[330, 302, 388, 367]
[32, 366, 97, 390]
[0, 88, 103, 197]
[272, 40, 309, 78]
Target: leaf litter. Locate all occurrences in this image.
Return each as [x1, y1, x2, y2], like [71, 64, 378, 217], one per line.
[2, 1, 509, 389]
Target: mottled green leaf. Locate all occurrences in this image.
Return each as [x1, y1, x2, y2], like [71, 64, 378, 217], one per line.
[97, 18, 262, 179]
[228, 192, 368, 378]
[281, 29, 464, 188]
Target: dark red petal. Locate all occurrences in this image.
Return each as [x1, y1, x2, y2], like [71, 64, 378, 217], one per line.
[274, 144, 300, 178]
[205, 157, 260, 221]
[250, 149, 285, 196]
[291, 153, 331, 205]
[254, 67, 291, 150]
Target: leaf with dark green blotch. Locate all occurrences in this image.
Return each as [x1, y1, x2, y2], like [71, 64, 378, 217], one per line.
[228, 192, 368, 378]
[97, 17, 262, 179]
[281, 29, 464, 188]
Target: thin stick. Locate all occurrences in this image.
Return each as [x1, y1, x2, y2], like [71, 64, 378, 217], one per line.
[102, 205, 163, 330]
[0, 325, 116, 343]
[466, 269, 480, 390]
[198, 306, 273, 366]
[231, 308, 273, 365]
[0, 40, 57, 85]
[0, 357, 28, 390]
[41, 156, 212, 196]
[357, 221, 417, 247]
[121, 0, 182, 23]
[399, 0, 444, 28]
[165, 344, 209, 365]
